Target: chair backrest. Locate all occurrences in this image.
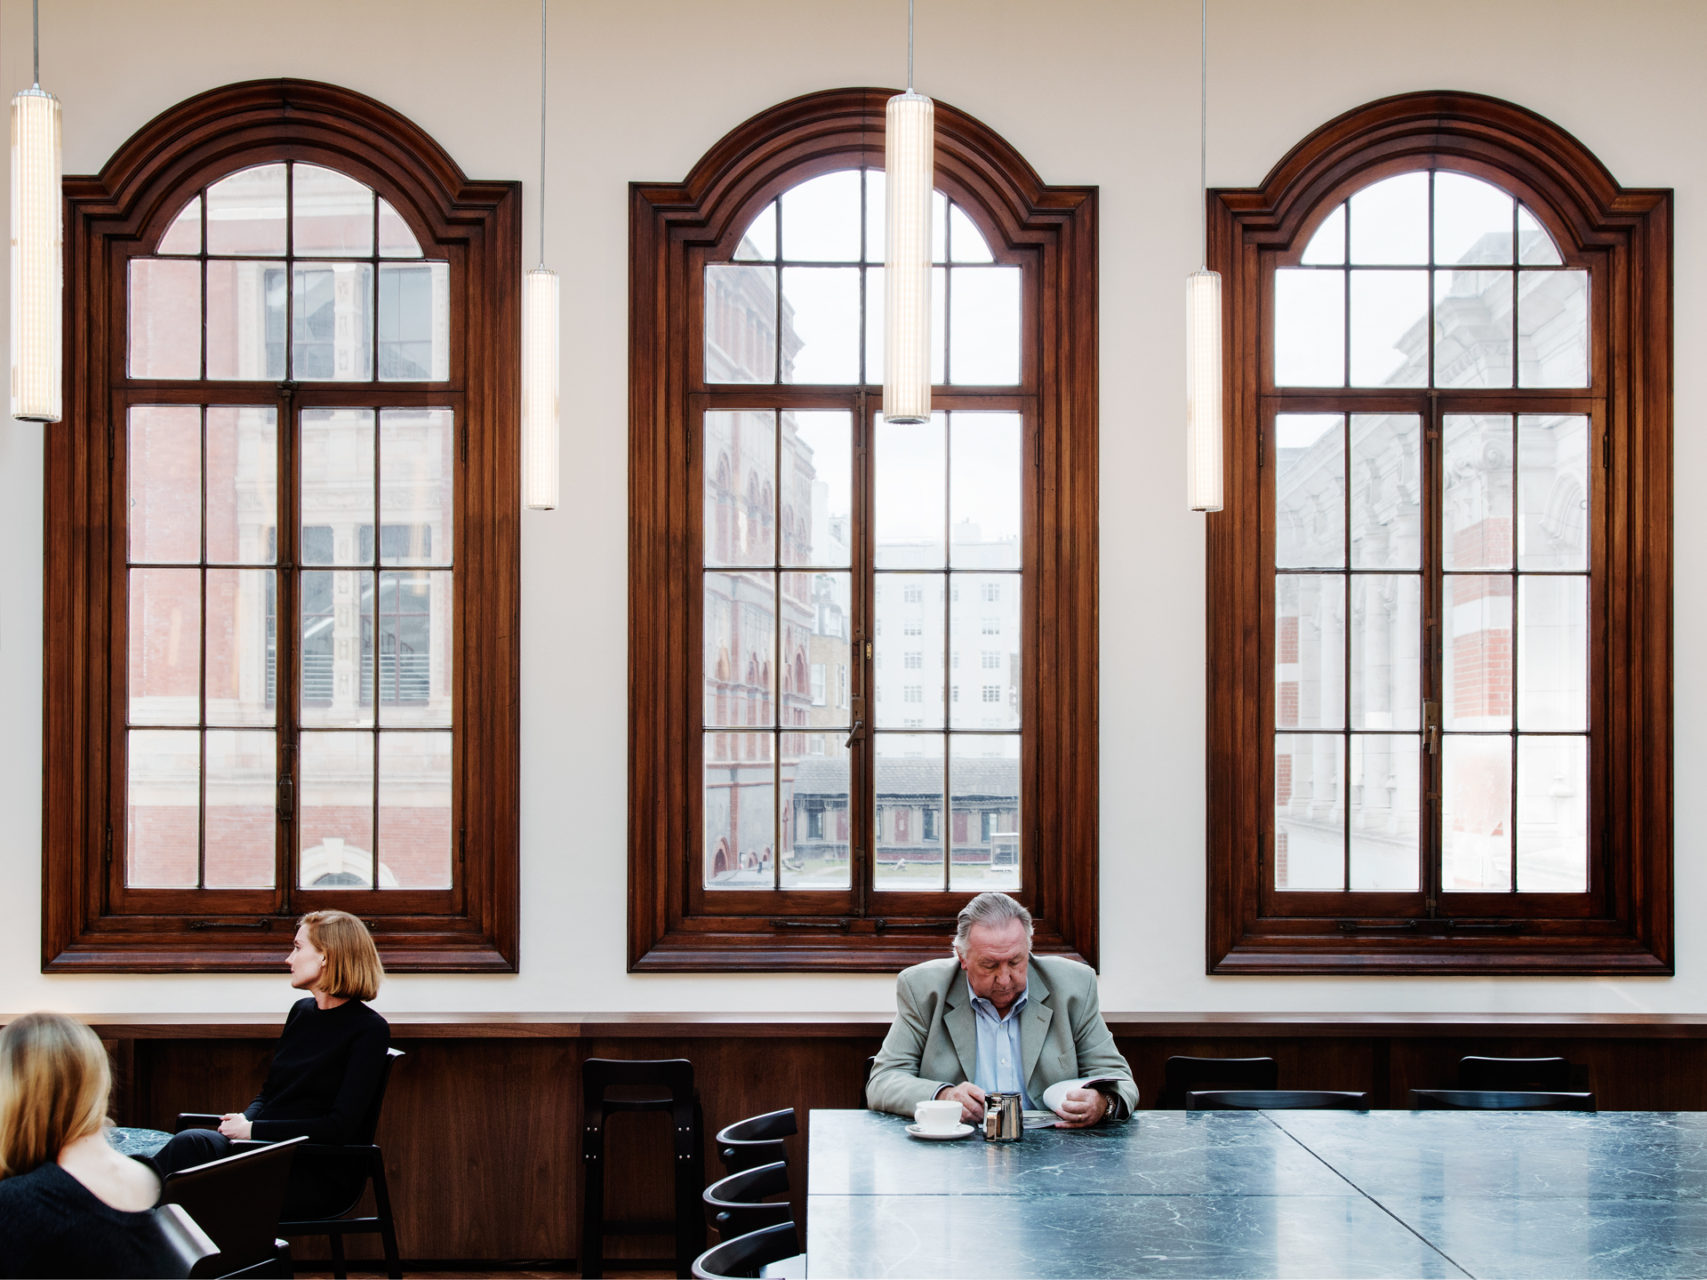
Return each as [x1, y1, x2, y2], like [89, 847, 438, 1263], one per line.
[691, 1220, 801, 1280]
[150, 1201, 221, 1279]
[162, 1136, 306, 1272]
[353, 1047, 405, 1145]
[1162, 1055, 1279, 1108]
[1457, 1055, 1572, 1092]
[1410, 1088, 1596, 1111]
[704, 1159, 792, 1238]
[1188, 1089, 1368, 1111]
[715, 1108, 796, 1174]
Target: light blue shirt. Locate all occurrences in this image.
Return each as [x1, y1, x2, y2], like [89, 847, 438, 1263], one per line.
[968, 978, 1032, 1107]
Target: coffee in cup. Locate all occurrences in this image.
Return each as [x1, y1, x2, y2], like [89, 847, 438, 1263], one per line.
[914, 1098, 963, 1132]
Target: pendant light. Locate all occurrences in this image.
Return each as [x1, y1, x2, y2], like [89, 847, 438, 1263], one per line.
[883, 0, 933, 425]
[522, 0, 559, 510]
[10, 0, 62, 423]
[1185, 0, 1223, 511]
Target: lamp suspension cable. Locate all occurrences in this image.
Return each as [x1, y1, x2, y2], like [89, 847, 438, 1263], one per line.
[522, 0, 560, 509]
[1185, 0, 1223, 511]
[883, 0, 934, 425]
[10, 0, 64, 423]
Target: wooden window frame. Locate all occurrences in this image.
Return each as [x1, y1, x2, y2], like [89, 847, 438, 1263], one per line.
[1206, 91, 1672, 975]
[629, 88, 1099, 971]
[43, 80, 521, 972]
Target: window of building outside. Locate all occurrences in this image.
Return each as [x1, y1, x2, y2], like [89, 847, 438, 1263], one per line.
[630, 88, 1098, 970]
[1206, 92, 1672, 974]
[42, 81, 520, 971]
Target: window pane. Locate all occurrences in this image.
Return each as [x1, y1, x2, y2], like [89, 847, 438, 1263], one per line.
[129, 406, 202, 563]
[129, 568, 201, 726]
[1442, 734, 1510, 892]
[784, 412, 851, 569]
[206, 260, 286, 380]
[205, 569, 275, 727]
[205, 407, 277, 565]
[785, 734, 850, 889]
[158, 196, 201, 255]
[1435, 270, 1512, 389]
[1443, 574, 1513, 731]
[704, 411, 776, 568]
[301, 409, 376, 565]
[864, 172, 947, 263]
[704, 731, 774, 888]
[292, 163, 374, 257]
[780, 266, 860, 383]
[1274, 733, 1343, 890]
[949, 266, 1021, 384]
[780, 170, 860, 262]
[377, 197, 423, 258]
[951, 576, 1017, 730]
[1517, 270, 1589, 388]
[950, 413, 1021, 569]
[128, 259, 201, 379]
[704, 264, 777, 383]
[874, 733, 943, 890]
[126, 728, 200, 887]
[293, 263, 374, 381]
[298, 730, 375, 888]
[1275, 574, 1344, 730]
[1518, 575, 1587, 732]
[1518, 414, 1589, 571]
[949, 735, 1020, 892]
[1349, 172, 1428, 265]
[206, 164, 286, 256]
[1349, 413, 1420, 570]
[1275, 414, 1344, 569]
[380, 408, 454, 567]
[379, 730, 452, 888]
[1274, 269, 1343, 386]
[1300, 204, 1344, 265]
[703, 572, 775, 729]
[948, 203, 995, 263]
[875, 412, 945, 568]
[204, 729, 274, 888]
[1349, 270, 1427, 387]
[378, 262, 450, 380]
[301, 570, 374, 727]
[1350, 574, 1420, 731]
[734, 200, 776, 261]
[877, 573, 943, 730]
[1516, 205, 1563, 266]
[1443, 414, 1513, 570]
[1349, 733, 1418, 890]
[1517, 735, 1587, 892]
[1434, 172, 1513, 266]
[802, 573, 852, 729]
[376, 570, 449, 727]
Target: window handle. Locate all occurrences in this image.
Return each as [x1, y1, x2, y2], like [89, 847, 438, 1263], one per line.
[1423, 700, 1440, 755]
[845, 720, 864, 749]
[277, 773, 295, 822]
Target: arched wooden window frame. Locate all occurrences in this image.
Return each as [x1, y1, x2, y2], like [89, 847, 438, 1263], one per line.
[43, 80, 520, 972]
[1206, 91, 1672, 975]
[629, 88, 1099, 971]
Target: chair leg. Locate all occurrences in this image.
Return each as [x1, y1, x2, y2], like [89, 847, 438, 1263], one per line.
[370, 1150, 402, 1280]
[581, 1118, 604, 1280]
[674, 1097, 706, 1278]
[327, 1232, 346, 1280]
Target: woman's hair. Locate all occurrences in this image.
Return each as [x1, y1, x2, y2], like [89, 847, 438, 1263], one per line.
[301, 910, 385, 1002]
[0, 1012, 111, 1179]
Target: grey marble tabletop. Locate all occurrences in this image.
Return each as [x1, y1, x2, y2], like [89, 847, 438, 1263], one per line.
[807, 1109, 1707, 1279]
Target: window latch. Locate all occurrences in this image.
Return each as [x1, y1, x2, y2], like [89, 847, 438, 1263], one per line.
[845, 720, 864, 748]
[1423, 700, 1440, 754]
[277, 773, 295, 822]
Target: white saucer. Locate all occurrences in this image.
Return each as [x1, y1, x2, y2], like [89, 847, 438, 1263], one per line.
[906, 1122, 973, 1140]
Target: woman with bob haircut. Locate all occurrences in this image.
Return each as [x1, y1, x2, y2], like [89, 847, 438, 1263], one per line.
[151, 910, 390, 1216]
[0, 1012, 178, 1278]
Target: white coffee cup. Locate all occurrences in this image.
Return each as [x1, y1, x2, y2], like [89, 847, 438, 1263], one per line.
[914, 1098, 963, 1132]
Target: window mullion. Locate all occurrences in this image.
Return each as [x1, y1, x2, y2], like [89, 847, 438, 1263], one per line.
[1422, 395, 1443, 915]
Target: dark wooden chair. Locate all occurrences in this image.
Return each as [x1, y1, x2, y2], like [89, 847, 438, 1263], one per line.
[1161, 1055, 1279, 1108]
[704, 1159, 792, 1240]
[152, 1202, 221, 1279]
[1410, 1088, 1596, 1111]
[715, 1107, 797, 1174]
[1458, 1055, 1573, 1091]
[581, 1057, 704, 1279]
[1188, 1089, 1368, 1111]
[161, 1135, 304, 1278]
[691, 1221, 803, 1280]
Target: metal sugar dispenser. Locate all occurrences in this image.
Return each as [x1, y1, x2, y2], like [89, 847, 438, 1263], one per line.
[982, 1092, 1023, 1141]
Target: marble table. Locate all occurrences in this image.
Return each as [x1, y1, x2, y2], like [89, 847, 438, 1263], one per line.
[806, 1108, 1707, 1279]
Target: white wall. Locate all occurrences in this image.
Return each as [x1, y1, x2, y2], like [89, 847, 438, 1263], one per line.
[1, 0, 1700, 1016]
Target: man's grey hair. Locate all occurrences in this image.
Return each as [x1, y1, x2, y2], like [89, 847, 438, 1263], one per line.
[951, 892, 1034, 958]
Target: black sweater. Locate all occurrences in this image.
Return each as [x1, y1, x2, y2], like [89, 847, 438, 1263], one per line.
[243, 997, 390, 1144]
[0, 1160, 176, 1279]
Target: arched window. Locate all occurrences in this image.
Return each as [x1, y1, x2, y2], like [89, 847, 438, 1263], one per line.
[1206, 92, 1672, 974]
[630, 89, 1098, 970]
[43, 81, 519, 971]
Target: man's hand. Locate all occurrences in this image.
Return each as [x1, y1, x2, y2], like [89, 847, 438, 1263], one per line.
[936, 1082, 988, 1124]
[1051, 1086, 1108, 1129]
[217, 1113, 253, 1140]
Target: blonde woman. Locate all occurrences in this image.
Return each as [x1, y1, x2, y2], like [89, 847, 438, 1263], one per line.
[151, 910, 390, 1216]
[0, 1012, 177, 1278]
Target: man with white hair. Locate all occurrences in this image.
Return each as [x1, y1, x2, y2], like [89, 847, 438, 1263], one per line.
[866, 892, 1138, 1126]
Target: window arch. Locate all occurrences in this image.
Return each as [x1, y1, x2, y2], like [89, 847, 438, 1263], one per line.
[43, 80, 520, 972]
[1206, 91, 1671, 974]
[630, 88, 1098, 970]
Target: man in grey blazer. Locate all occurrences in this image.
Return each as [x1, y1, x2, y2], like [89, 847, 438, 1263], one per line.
[866, 892, 1138, 1126]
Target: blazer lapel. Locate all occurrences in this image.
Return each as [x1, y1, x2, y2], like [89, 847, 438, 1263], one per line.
[1021, 960, 1054, 1088]
[944, 975, 979, 1085]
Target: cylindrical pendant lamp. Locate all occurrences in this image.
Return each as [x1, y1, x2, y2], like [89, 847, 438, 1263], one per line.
[1186, 268, 1223, 511]
[883, 89, 933, 425]
[10, 83, 62, 423]
[522, 265, 560, 510]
